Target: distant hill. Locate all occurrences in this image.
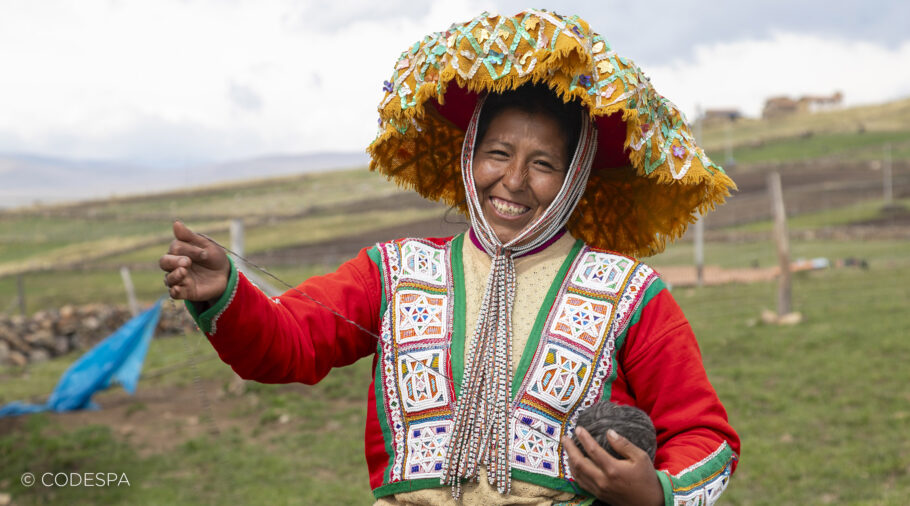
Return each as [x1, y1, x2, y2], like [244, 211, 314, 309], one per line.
[3, 96, 908, 209]
[0, 151, 369, 209]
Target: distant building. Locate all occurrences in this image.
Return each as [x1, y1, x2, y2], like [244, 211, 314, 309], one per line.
[762, 96, 800, 118]
[703, 108, 742, 123]
[762, 92, 843, 118]
[800, 91, 844, 113]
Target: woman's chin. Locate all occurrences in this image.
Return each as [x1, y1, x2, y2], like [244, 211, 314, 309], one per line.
[488, 221, 528, 245]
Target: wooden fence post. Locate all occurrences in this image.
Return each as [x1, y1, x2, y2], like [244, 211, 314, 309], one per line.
[228, 219, 282, 297]
[694, 213, 705, 287]
[768, 172, 792, 316]
[883, 143, 893, 205]
[120, 266, 140, 316]
[230, 219, 245, 258]
[17, 274, 26, 316]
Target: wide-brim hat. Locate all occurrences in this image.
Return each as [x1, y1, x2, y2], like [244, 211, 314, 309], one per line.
[368, 9, 736, 257]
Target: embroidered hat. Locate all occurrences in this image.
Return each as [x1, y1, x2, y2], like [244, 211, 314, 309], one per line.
[368, 9, 736, 257]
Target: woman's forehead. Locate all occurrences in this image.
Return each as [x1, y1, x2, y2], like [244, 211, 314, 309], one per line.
[482, 108, 565, 142]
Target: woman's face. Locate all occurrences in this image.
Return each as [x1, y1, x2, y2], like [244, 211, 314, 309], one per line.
[473, 107, 570, 244]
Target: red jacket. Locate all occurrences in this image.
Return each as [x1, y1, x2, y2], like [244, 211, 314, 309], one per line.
[188, 240, 740, 504]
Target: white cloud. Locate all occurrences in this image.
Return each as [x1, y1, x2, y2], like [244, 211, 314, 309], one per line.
[646, 32, 910, 118]
[0, 2, 908, 166]
[0, 0, 489, 164]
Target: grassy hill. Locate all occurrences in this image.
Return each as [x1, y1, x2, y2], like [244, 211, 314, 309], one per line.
[700, 97, 910, 166]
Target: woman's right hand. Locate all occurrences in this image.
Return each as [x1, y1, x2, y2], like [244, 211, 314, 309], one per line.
[159, 221, 230, 302]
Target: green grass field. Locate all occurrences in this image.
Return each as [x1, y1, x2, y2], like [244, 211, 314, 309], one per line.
[2, 239, 908, 504]
[2, 98, 910, 504]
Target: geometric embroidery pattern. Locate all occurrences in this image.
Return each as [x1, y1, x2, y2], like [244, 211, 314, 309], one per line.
[404, 420, 452, 479]
[571, 252, 634, 295]
[379, 239, 659, 487]
[671, 445, 735, 506]
[511, 408, 561, 477]
[612, 264, 655, 331]
[395, 291, 447, 343]
[400, 241, 446, 285]
[398, 349, 450, 413]
[508, 245, 657, 482]
[702, 466, 732, 506]
[550, 294, 613, 352]
[378, 239, 455, 482]
[526, 343, 592, 413]
[379, 294, 407, 480]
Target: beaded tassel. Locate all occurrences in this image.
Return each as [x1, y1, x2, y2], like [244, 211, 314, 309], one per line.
[442, 92, 598, 498]
[444, 252, 515, 497]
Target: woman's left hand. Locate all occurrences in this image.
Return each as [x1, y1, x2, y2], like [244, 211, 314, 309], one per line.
[562, 427, 664, 506]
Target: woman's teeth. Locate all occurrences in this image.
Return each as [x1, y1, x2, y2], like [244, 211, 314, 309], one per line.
[491, 197, 530, 216]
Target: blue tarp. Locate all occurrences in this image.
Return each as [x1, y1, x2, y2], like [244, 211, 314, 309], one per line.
[0, 298, 164, 417]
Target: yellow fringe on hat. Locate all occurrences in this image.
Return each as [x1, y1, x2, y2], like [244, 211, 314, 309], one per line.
[368, 9, 736, 257]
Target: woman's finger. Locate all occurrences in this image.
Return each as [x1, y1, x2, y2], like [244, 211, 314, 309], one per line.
[562, 435, 603, 490]
[165, 267, 189, 288]
[575, 426, 620, 470]
[167, 240, 209, 263]
[159, 254, 191, 272]
[168, 284, 185, 300]
[173, 220, 212, 249]
[605, 429, 648, 462]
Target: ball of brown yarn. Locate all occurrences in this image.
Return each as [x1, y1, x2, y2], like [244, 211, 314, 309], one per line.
[573, 401, 657, 461]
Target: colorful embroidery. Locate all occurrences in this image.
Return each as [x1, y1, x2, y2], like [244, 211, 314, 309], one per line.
[398, 349, 450, 413]
[550, 294, 613, 352]
[672, 463, 733, 506]
[570, 252, 634, 295]
[405, 420, 453, 479]
[667, 442, 736, 506]
[511, 246, 658, 481]
[401, 241, 447, 285]
[396, 291, 447, 343]
[377, 240, 658, 489]
[511, 408, 561, 477]
[526, 343, 592, 412]
[610, 263, 656, 332]
[379, 239, 456, 482]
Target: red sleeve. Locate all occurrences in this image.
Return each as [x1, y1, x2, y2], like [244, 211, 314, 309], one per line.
[200, 247, 382, 384]
[617, 287, 741, 476]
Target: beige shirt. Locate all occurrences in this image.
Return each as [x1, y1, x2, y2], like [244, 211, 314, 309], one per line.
[375, 233, 579, 505]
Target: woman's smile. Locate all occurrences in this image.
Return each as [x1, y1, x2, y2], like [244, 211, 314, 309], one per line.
[489, 195, 531, 218]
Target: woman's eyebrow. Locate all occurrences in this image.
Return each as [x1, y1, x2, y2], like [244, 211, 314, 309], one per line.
[481, 139, 513, 149]
[528, 148, 562, 160]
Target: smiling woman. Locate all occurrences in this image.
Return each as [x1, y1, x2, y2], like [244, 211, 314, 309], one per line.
[472, 85, 581, 245]
[160, 9, 739, 506]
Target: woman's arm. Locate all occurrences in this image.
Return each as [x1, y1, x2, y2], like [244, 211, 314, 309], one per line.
[615, 287, 740, 505]
[185, 246, 383, 385]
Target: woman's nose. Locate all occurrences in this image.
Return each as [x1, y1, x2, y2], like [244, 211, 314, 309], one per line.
[501, 162, 527, 192]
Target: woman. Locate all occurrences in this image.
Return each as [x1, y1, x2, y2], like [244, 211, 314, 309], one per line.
[160, 10, 739, 506]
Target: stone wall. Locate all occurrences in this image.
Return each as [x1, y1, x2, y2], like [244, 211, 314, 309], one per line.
[0, 303, 198, 366]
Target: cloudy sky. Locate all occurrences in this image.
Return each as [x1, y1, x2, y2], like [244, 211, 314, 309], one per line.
[1, 0, 908, 168]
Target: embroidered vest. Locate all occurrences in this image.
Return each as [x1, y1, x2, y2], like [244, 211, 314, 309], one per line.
[373, 235, 657, 494]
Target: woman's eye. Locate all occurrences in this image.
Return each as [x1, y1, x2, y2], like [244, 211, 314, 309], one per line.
[533, 160, 555, 170]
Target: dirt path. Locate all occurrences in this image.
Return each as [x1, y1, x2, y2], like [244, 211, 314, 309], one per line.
[0, 375, 311, 456]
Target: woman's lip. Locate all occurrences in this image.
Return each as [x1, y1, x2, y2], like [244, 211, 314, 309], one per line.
[488, 196, 531, 219]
